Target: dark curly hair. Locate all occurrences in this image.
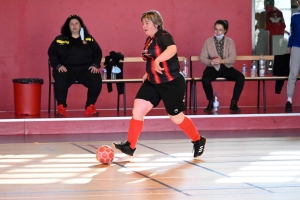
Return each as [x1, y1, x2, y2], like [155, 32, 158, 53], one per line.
[60, 14, 90, 37]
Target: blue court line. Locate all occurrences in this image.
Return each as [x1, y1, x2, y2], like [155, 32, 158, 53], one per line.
[71, 143, 191, 196]
[138, 143, 275, 194]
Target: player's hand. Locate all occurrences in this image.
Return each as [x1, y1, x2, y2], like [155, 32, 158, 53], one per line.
[154, 59, 164, 74]
[287, 47, 291, 54]
[89, 66, 100, 74]
[212, 56, 222, 65]
[58, 66, 67, 73]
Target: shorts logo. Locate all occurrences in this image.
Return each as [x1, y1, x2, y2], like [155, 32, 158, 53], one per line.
[174, 109, 178, 113]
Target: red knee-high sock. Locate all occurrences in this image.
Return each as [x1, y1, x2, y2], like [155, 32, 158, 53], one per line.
[178, 116, 200, 142]
[127, 118, 144, 149]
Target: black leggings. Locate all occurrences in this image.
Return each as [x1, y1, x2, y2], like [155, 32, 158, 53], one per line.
[201, 64, 245, 101]
[53, 67, 102, 107]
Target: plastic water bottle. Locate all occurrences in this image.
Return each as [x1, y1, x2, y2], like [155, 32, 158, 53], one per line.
[259, 55, 265, 77]
[182, 56, 188, 78]
[242, 64, 247, 77]
[102, 68, 107, 80]
[251, 61, 257, 77]
[213, 92, 219, 114]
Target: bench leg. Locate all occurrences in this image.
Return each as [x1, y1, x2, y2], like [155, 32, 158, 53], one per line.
[117, 93, 120, 112]
[193, 81, 197, 112]
[116, 85, 126, 113]
[263, 80, 266, 110]
[189, 81, 193, 109]
[185, 82, 188, 110]
[53, 86, 56, 116]
[257, 80, 260, 109]
[48, 84, 51, 113]
[123, 86, 126, 113]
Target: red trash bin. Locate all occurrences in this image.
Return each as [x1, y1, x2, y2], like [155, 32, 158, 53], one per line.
[12, 78, 44, 116]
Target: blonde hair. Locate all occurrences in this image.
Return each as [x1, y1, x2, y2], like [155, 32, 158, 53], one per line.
[141, 10, 164, 30]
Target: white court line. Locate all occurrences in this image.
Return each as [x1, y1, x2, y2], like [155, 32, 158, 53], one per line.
[0, 113, 300, 122]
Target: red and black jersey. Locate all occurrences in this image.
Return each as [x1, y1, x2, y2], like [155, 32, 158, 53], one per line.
[265, 6, 286, 35]
[141, 30, 181, 84]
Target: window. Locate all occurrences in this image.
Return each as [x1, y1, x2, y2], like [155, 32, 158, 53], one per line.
[253, 0, 298, 55]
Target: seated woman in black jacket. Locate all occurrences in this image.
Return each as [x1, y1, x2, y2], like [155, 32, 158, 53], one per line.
[48, 14, 102, 116]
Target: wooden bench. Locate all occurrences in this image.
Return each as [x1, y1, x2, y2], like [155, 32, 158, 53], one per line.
[48, 56, 191, 114]
[189, 55, 280, 111]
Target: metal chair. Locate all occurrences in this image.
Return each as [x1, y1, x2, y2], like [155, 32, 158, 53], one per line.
[48, 59, 126, 115]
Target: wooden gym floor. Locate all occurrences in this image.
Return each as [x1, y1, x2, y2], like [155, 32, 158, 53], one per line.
[0, 130, 299, 200]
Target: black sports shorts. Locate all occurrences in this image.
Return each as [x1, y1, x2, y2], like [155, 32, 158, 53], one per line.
[135, 75, 186, 115]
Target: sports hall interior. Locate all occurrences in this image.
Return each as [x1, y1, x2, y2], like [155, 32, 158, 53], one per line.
[0, 0, 299, 199]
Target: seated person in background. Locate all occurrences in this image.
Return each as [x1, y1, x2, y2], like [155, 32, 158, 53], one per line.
[48, 14, 102, 116]
[200, 19, 245, 112]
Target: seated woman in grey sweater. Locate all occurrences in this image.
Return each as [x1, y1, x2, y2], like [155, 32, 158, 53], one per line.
[200, 19, 245, 112]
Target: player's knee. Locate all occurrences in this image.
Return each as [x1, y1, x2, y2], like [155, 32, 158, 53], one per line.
[132, 107, 145, 121]
[169, 112, 184, 124]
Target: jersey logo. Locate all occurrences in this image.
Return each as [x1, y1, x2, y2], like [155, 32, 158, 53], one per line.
[56, 40, 69, 45]
[268, 12, 283, 23]
[85, 37, 94, 42]
[269, 17, 282, 23]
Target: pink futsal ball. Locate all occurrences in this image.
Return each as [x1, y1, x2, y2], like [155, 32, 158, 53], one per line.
[96, 145, 114, 164]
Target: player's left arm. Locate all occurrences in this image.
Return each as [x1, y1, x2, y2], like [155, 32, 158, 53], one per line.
[154, 33, 177, 74]
[155, 45, 177, 63]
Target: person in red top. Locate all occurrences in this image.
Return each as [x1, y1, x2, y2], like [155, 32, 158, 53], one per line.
[113, 10, 206, 158]
[265, 5, 285, 36]
[255, 0, 286, 54]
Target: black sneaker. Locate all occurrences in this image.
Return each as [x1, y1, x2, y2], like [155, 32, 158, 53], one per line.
[204, 101, 213, 112]
[285, 101, 292, 112]
[192, 136, 206, 157]
[230, 100, 241, 112]
[113, 141, 136, 156]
